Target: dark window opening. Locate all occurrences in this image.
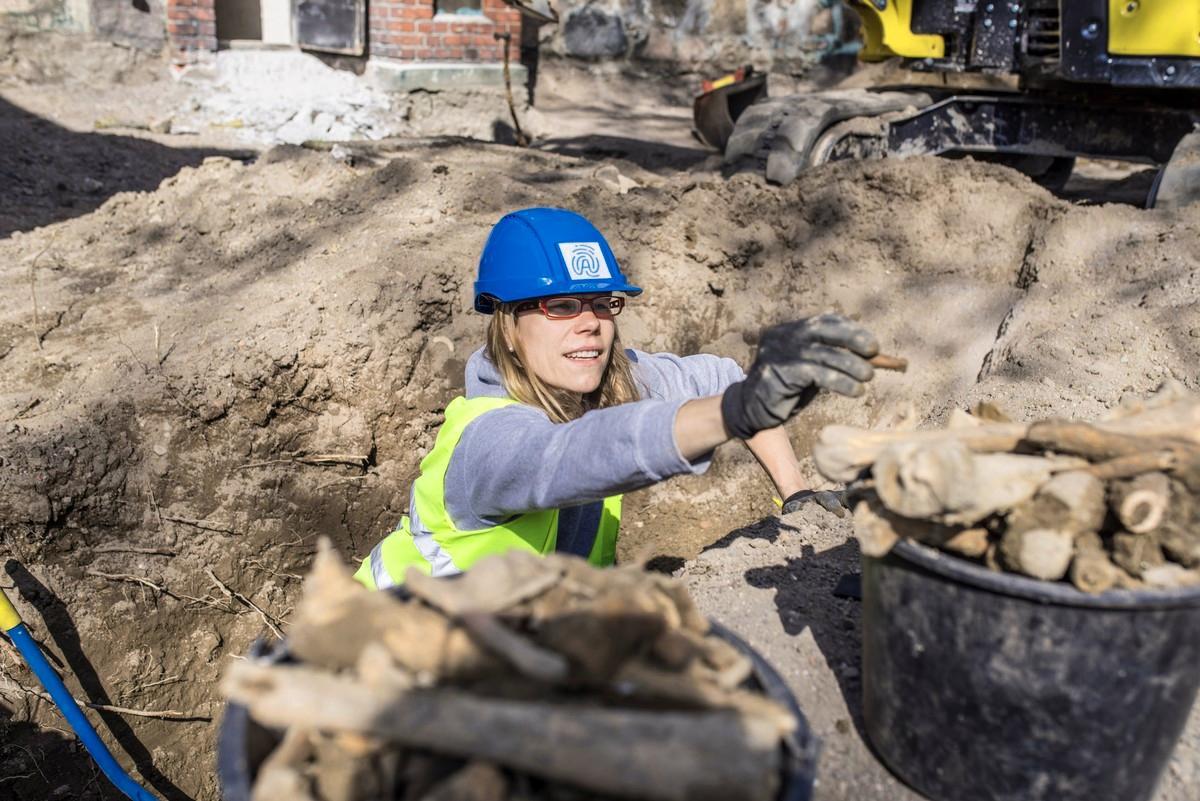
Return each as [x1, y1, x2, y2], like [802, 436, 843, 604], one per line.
[216, 0, 263, 40]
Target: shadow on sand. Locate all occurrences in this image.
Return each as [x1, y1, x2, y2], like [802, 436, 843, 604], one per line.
[0, 93, 253, 239]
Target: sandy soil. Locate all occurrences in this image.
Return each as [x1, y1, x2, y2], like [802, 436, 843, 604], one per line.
[1, 28, 1198, 801]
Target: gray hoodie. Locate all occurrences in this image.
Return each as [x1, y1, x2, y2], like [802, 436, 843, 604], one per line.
[435, 346, 745, 558]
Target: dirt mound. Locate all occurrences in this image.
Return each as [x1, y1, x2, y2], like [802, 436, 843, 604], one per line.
[1, 142, 1198, 799]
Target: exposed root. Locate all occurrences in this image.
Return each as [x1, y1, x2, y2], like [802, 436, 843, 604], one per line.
[205, 568, 287, 639]
[0, 678, 212, 722]
[85, 569, 234, 612]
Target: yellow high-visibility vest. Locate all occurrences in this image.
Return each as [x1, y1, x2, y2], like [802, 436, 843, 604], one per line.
[355, 395, 622, 589]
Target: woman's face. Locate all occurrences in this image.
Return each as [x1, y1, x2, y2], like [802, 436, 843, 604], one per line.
[511, 295, 617, 394]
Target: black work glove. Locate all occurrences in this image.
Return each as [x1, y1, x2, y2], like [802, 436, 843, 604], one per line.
[721, 314, 880, 440]
[781, 489, 847, 518]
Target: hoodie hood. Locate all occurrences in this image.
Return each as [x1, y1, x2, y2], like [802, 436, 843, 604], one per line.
[465, 346, 509, 399]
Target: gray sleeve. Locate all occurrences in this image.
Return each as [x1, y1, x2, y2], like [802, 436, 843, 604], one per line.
[629, 350, 745, 402]
[444, 399, 702, 531]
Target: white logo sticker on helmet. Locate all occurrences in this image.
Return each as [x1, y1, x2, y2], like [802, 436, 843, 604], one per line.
[559, 242, 612, 281]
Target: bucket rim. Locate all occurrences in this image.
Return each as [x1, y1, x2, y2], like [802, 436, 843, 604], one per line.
[886, 539, 1200, 610]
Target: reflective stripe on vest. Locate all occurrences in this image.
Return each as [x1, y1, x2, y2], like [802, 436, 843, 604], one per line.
[354, 395, 622, 589]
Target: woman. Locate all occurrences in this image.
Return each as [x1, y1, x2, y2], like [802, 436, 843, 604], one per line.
[355, 207, 879, 589]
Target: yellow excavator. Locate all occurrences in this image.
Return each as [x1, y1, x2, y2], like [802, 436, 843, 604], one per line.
[694, 0, 1200, 207]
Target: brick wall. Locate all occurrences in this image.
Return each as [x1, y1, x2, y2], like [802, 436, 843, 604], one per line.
[166, 0, 216, 62]
[367, 0, 521, 62]
[165, 0, 520, 64]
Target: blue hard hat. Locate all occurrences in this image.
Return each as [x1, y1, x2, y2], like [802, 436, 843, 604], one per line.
[474, 207, 643, 314]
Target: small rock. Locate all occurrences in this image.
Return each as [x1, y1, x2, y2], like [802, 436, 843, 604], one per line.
[593, 164, 640, 195]
[80, 177, 104, 194]
[150, 117, 173, 134]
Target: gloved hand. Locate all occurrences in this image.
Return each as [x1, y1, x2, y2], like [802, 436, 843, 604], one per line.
[781, 489, 847, 518]
[721, 314, 879, 440]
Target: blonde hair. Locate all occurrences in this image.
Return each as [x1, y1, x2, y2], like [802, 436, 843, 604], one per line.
[486, 304, 642, 423]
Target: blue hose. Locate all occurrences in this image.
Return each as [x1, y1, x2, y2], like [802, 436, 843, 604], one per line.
[2, 592, 160, 801]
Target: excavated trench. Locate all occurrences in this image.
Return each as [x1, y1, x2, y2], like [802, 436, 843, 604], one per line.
[1, 139, 1199, 800]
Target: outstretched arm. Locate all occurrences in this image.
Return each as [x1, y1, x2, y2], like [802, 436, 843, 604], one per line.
[675, 314, 882, 514]
[745, 426, 807, 499]
[672, 399, 805, 498]
[447, 398, 703, 529]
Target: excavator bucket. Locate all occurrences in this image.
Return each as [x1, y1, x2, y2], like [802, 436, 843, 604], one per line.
[692, 68, 768, 151]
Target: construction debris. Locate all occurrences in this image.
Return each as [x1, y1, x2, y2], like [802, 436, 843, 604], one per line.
[222, 544, 796, 801]
[814, 382, 1200, 593]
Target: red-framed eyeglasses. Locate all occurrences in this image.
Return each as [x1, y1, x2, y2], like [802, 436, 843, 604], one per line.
[514, 296, 626, 319]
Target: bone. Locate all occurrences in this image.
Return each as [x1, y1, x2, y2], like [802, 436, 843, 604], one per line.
[251, 727, 317, 801]
[417, 762, 507, 801]
[813, 422, 1028, 483]
[873, 441, 1071, 525]
[868, 353, 908, 372]
[1112, 472, 1171, 534]
[1000, 527, 1075, 581]
[1069, 533, 1129, 595]
[1007, 470, 1106, 537]
[224, 661, 783, 801]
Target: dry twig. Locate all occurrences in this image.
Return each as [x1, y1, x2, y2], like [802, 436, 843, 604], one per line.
[205, 568, 286, 640]
[26, 242, 53, 351]
[245, 558, 304, 583]
[11, 398, 40, 420]
[117, 336, 201, 417]
[85, 569, 232, 611]
[0, 678, 210, 722]
[235, 452, 369, 471]
[0, 743, 49, 785]
[87, 701, 211, 721]
[93, 544, 176, 557]
[146, 483, 165, 533]
[316, 474, 373, 491]
[161, 514, 237, 534]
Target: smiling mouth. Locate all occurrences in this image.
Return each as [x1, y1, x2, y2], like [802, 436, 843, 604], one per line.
[565, 349, 601, 361]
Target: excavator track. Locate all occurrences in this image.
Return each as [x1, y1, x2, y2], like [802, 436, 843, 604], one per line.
[1149, 131, 1200, 210]
[723, 89, 933, 185]
[721, 88, 1200, 192]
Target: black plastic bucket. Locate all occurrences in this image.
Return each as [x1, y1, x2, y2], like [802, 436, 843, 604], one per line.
[862, 539, 1200, 801]
[218, 619, 820, 801]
